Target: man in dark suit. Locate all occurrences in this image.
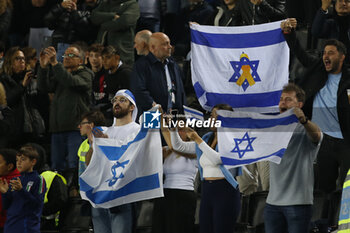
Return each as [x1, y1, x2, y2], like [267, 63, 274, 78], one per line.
[130, 32, 186, 116]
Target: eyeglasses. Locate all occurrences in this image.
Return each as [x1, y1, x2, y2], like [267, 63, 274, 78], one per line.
[111, 97, 128, 104]
[62, 53, 80, 59]
[79, 121, 91, 126]
[15, 56, 25, 61]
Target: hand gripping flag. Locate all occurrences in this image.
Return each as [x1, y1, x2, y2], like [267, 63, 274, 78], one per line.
[190, 21, 289, 113]
[217, 109, 298, 168]
[79, 122, 163, 208]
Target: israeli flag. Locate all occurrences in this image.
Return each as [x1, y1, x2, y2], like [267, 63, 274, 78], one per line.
[217, 109, 298, 168]
[79, 126, 163, 208]
[191, 21, 289, 113]
[183, 105, 204, 121]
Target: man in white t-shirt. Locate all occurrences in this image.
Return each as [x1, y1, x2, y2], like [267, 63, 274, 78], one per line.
[85, 89, 139, 233]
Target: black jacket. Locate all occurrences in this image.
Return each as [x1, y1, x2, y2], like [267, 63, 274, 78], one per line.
[130, 53, 186, 116]
[312, 9, 350, 62]
[207, 4, 242, 26]
[239, 0, 286, 25]
[0, 73, 25, 139]
[45, 2, 99, 45]
[284, 31, 350, 143]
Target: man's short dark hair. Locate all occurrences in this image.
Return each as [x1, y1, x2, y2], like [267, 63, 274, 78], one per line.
[282, 83, 306, 103]
[88, 44, 104, 54]
[101, 45, 120, 56]
[324, 39, 347, 55]
[81, 110, 106, 126]
[0, 149, 17, 171]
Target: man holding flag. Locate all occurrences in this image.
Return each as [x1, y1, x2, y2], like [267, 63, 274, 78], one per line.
[264, 83, 322, 233]
[81, 89, 163, 233]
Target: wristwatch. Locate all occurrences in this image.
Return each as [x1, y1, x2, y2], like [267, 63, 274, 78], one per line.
[300, 116, 309, 125]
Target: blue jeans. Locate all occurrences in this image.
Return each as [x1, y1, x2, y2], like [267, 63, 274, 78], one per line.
[51, 131, 83, 171]
[264, 204, 312, 233]
[91, 204, 132, 233]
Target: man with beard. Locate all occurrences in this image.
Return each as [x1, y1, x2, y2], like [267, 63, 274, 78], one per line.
[85, 89, 139, 233]
[281, 18, 350, 223]
[37, 45, 93, 173]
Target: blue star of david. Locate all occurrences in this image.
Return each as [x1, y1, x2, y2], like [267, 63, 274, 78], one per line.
[231, 132, 256, 158]
[106, 160, 130, 186]
[229, 56, 261, 91]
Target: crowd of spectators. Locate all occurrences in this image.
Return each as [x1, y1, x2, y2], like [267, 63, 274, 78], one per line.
[0, 0, 349, 232]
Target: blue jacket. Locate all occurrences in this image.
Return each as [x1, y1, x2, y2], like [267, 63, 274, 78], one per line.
[195, 132, 241, 189]
[2, 171, 46, 233]
[130, 53, 186, 116]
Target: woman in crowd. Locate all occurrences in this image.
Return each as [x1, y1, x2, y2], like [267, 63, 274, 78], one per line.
[0, 47, 32, 146]
[152, 117, 198, 233]
[170, 104, 241, 233]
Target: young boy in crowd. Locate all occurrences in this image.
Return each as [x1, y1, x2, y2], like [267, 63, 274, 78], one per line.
[0, 145, 46, 233]
[0, 149, 20, 233]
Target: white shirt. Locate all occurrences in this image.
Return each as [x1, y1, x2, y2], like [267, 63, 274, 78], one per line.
[105, 122, 140, 141]
[163, 150, 198, 190]
[170, 130, 224, 178]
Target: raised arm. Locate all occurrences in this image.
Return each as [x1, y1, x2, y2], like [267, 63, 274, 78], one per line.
[185, 129, 222, 165]
[294, 107, 322, 143]
[170, 130, 196, 154]
[281, 18, 320, 67]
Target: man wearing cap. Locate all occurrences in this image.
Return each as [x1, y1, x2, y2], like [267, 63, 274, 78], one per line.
[101, 45, 132, 125]
[85, 89, 138, 233]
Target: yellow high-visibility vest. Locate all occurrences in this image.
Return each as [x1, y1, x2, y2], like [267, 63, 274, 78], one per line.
[41, 171, 67, 204]
[338, 169, 350, 232]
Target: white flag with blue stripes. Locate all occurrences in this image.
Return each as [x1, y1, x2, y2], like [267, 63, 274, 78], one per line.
[190, 21, 289, 113]
[183, 105, 204, 121]
[79, 127, 163, 208]
[217, 109, 298, 168]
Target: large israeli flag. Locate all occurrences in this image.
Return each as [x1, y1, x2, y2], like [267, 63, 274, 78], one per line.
[191, 21, 289, 113]
[217, 109, 298, 168]
[79, 126, 163, 208]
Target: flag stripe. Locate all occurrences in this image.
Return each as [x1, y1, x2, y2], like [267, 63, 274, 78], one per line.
[184, 107, 203, 118]
[193, 82, 205, 98]
[79, 173, 160, 204]
[98, 129, 148, 161]
[193, 81, 282, 108]
[191, 28, 285, 48]
[218, 114, 298, 128]
[221, 148, 285, 166]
